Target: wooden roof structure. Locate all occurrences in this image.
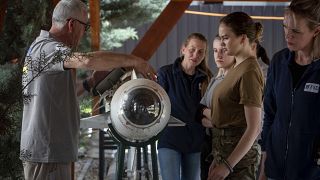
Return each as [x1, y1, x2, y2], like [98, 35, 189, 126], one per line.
[87, 0, 291, 61]
[0, 0, 290, 60]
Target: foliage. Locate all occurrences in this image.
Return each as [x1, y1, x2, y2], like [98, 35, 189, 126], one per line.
[79, 0, 168, 51]
[0, 64, 22, 134]
[79, 95, 93, 118]
[101, 0, 167, 28]
[0, 0, 54, 178]
[101, 26, 138, 49]
[0, 0, 53, 64]
[0, 64, 23, 179]
[100, 0, 167, 50]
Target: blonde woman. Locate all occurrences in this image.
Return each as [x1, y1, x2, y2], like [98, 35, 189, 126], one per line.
[260, 0, 320, 179]
[157, 33, 212, 180]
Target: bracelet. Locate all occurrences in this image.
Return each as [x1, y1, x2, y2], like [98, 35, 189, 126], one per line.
[222, 158, 234, 173]
[82, 79, 91, 92]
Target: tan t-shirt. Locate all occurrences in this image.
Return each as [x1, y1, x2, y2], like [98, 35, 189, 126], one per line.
[211, 57, 264, 128]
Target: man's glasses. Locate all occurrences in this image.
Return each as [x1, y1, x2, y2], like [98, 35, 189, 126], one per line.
[67, 18, 90, 32]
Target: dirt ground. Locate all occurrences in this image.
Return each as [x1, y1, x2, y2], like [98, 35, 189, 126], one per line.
[75, 157, 114, 180]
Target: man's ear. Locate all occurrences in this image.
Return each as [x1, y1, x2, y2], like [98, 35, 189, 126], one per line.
[314, 25, 320, 38]
[67, 20, 74, 33]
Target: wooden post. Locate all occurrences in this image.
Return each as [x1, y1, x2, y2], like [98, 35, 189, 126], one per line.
[89, 0, 100, 115]
[89, 0, 100, 52]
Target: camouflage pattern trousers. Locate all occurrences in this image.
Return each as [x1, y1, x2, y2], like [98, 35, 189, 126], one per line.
[211, 127, 261, 180]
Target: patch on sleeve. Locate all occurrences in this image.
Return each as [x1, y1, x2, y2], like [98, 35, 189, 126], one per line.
[304, 83, 319, 93]
[20, 149, 32, 161]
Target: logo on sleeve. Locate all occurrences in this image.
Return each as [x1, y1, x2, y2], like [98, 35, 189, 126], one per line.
[304, 83, 319, 93]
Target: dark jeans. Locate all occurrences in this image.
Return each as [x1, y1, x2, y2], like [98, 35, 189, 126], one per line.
[201, 133, 213, 180]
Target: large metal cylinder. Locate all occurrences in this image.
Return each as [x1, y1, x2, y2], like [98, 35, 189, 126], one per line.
[110, 79, 171, 142]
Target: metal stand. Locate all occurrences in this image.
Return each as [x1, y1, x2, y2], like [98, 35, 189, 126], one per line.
[99, 129, 118, 180]
[107, 123, 160, 180]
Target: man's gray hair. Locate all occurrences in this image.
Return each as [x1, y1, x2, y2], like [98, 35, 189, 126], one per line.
[52, 0, 87, 29]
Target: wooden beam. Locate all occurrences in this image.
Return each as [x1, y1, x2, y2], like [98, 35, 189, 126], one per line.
[131, 1, 192, 60]
[0, 0, 8, 32]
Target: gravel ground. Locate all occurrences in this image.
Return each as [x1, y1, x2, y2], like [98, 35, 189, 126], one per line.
[75, 130, 161, 180]
[74, 154, 161, 180]
[75, 157, 114, 180]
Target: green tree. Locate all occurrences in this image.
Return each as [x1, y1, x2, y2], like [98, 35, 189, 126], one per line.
[0, 0, 54, 178]
[100, 0, 168, 50]
[79, 0, 167, 51]
[0, 0, 167, 178]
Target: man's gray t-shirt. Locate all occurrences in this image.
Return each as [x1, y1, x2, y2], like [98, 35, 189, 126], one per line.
[20, 30, 80, 163]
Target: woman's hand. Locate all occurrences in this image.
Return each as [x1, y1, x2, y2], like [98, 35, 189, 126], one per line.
[201, 117, 213, 128]
[203, 108, 211, 119]
[207, 163, 230, 180]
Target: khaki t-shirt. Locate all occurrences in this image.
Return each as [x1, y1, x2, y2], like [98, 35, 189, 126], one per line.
[211, 57, 264, 128]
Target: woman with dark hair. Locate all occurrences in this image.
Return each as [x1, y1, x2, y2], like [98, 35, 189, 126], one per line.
[259, 0, 320, 179]
[207, 12, 264, 180]
[157, 32, 212, 180]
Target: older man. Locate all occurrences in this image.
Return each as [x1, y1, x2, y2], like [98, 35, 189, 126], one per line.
[20, 0, 155, 179]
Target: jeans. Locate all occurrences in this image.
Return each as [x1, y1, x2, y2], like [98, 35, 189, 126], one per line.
[158, 148, 200, 180]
